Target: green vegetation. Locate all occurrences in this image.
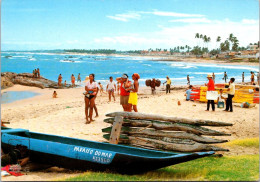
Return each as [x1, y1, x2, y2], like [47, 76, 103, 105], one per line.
[224, 138, 259, 148]
[61, 155, 259, 181]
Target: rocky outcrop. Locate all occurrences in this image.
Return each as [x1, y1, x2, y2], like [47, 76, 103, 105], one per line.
[1, 72, 72, 89]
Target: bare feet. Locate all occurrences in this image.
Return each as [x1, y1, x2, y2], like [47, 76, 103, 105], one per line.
[95, 115, 99, 118]
[85, 119, 91, 124]
[90, 119, 95, 122]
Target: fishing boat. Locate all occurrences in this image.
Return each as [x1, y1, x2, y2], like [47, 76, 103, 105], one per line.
[1, 127, 214, 174]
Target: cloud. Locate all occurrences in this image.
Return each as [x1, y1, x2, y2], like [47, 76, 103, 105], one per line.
[93, 18, 259, 50]
[107, 12, 141, 22]
[169, 18, 211, 23]
[107, 10, 205, 22]
[151, 10, 204, 18]
[241, 19, 259, 24]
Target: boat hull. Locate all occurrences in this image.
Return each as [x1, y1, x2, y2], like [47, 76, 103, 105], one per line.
[1, 127, 214, 174]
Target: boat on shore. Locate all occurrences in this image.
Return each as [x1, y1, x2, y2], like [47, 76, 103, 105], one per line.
[1, 127, 214, 174]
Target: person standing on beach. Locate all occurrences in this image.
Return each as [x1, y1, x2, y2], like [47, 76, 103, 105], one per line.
[151, 78, 156, 95]
[64, 80, 67, 87]
[127, 73, 140, 112]
[205, 74, 215, 111]
[250, 72, 255, 85]
[98, 82, 104, 96]
[116, 74, 131, 111]
[32, 70, 35, 78]
[223, 72, 228, 83]
[37, 68, 40, 78]
[84, 73, 98, 123]
[212, 73, 215, 82]
[77, 73, 81, 83]
[242, 72, 245, 83]
[106, 77, 116, 102]
[71, 74, 76, 88]
[163, 76, 171, 94]
[58, 74, 62, 87]
[187, 75, 190, 85]
[224, 78, 235, 112]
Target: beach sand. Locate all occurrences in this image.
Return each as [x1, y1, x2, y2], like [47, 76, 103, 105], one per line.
[1, 84, 259, 181]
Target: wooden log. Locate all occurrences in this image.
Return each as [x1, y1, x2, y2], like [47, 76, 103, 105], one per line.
[105, 112, 233, 126]
[127, 136, 229, 152]
[102, 120, 231, 136]
[126, 128, 227, 143]
[109, 116, 123, 144]
[102, 127, 228, 143]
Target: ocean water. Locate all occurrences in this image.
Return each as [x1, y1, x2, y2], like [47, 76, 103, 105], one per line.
[1, 51, 259, 86]
[1, 91, 40, 104]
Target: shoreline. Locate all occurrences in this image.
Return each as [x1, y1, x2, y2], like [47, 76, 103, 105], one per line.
[63, 52, 259, 66]
[5, 51, 258, 66]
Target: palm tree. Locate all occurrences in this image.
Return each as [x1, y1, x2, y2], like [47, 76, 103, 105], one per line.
[228, 33, 234, 52]
[203, 35, 208, 48]
[195, 33, 200, 46]
[207, 36, 211, 50]
[216, 36, 221, 49]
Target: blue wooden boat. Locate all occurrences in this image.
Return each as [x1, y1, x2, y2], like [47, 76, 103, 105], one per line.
[1, 127, 214, 174]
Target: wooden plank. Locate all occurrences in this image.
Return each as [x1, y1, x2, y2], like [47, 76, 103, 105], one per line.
[127, 136, 229, 152]
[106, 112, 233, 126]
[109, 116, 123, 144]
[103, 127, 228, 143]
[102, 119, 231, 136]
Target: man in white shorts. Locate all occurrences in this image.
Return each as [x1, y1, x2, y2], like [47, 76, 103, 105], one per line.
[106, 76, 116, 102]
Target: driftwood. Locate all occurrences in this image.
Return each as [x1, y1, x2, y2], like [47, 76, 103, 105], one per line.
[102, 120, 231, 136]
[126, 136, 228, 152]
[106, 112, 233, 126]
[103, 126, 227, 144]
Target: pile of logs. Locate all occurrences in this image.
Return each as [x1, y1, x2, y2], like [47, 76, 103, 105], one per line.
[102, 112, 233, 152]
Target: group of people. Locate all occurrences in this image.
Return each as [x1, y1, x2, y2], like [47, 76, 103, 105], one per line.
[83, 73, 140, 124]
[57, 73, 81, 87]
[32, 68, 40, 78]
[205, 74, 235, 112]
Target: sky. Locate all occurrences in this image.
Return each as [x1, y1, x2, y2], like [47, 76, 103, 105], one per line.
[1, 0, 259, 51]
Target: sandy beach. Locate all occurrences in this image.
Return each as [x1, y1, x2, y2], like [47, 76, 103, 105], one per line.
[1, 82, 259, 181]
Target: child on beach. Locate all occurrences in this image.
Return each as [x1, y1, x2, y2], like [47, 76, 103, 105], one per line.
[64, 80, 67, 87]
[98, 82, 104, 96]
[217, 89, 225, 108]
[126, 73, 140, 112]
[53, 91, 57, 98]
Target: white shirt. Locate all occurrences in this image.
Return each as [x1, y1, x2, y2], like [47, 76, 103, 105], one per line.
[85, 81, 98, 89]
[228, 82, 235, 95]
[218, 94, 225, 102]
[107, 81, 116, 90]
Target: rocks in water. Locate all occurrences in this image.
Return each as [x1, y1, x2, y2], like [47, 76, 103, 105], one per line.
[1, 72, 72, 89]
